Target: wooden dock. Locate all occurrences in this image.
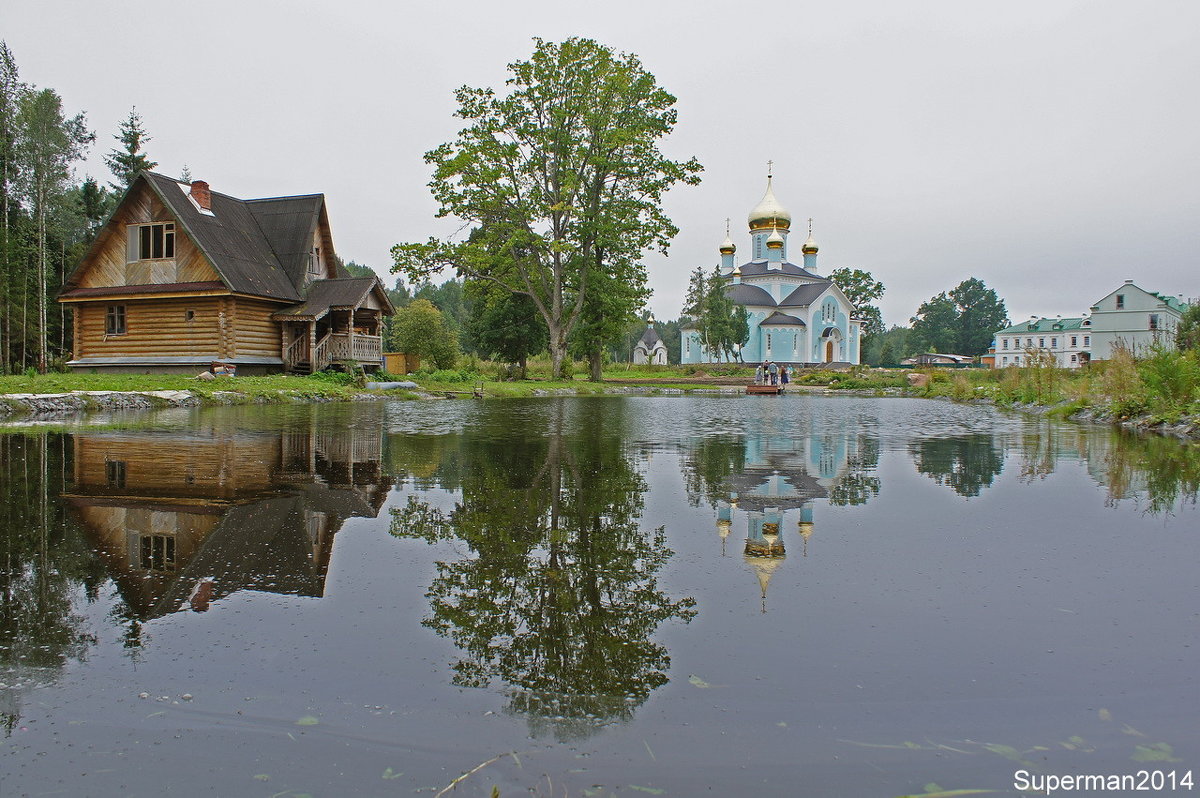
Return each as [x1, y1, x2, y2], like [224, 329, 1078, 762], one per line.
[746, 384, 785, 395]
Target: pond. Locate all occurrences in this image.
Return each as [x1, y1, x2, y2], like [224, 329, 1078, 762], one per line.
[0, 396, 1196, 797]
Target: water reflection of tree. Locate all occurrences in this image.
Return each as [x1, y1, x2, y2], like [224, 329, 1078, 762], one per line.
[828, 437, 881, 506]
[1099, 431, 1200, 514]
[390, 401, 696, 739]
[910, 435, 1005, 498]
[0, 434, 105, 733]
[683, 435, 747, 507]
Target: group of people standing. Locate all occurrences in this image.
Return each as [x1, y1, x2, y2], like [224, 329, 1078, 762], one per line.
[755, 361, 790, 386]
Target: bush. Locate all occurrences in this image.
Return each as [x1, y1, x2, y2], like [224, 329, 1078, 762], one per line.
[1139, 346, 1200, 419]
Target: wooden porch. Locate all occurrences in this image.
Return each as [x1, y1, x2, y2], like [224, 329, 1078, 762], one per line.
[272, 277, 395, 375]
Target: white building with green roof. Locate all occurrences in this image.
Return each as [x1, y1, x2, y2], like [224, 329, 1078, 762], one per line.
[994, 316, 1092, 368]
[1088, 280, 1190, 360]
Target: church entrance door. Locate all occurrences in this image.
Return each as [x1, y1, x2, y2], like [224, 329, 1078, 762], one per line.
[825, 341, 834, 362]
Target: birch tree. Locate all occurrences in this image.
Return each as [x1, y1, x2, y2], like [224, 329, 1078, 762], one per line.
[16, 89, 92, 371]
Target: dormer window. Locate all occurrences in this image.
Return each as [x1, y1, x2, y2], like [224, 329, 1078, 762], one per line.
[129, 223, 174, 260]
[308, 246, 322, 276]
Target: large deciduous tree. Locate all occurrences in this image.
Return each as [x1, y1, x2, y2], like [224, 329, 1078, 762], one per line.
[910, 278, 1008, 357]
[104, 107, 155, 191]
[392, 37, 701, 379]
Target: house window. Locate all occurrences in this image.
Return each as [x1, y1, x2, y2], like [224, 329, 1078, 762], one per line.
[767, 333, 772, 351]
[1149, 314, 1159, 330]
[133, 222, 175, 260]
[1051, 337, 1057, 348]
[1084, 335, 1090, 346]
[1070, 336, 1077, 347]
[105, 305, 126, 335]
[1002, 356, 1008, 365]
[106, 459, 126, 488]
[1039, 337, 1045, 348]
[1002, 338, 1008, 350]
[1071, 354, 1077, 363]
[1115, 294, 1125, 309]
[1026, 338, 1033, 348]
[309, 246, 322, 276]
[139, 535, 176, 572]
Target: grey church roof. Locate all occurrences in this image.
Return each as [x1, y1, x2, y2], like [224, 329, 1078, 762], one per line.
[733, 261, 821, 279]
[778, 282, 831, 308]
[761, 311, 806, 326]
[725, 283, 776, 307]
[636, 325, 664, 349]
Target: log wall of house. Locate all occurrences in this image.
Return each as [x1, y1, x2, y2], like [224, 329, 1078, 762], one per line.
[233, 297, 287, 357]
[73, 434, 281, 499]
[75, 297, 228, 359]
[77, 181, 220, 288]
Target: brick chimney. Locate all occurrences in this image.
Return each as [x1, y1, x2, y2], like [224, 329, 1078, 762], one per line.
[190, 180, 211, 210]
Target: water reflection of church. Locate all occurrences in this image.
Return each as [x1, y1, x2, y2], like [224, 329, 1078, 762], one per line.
[63, 419, 388, 621]
[704, 426, 869, 611]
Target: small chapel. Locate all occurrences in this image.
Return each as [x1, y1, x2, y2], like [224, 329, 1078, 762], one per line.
[681, 173, 863, 365]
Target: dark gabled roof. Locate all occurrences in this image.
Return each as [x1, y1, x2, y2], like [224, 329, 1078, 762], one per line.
[778, 282, 831, 308]
[761, 311, 806, 327]
[733, 261, 821, 279]
[143, 172, 303, 302]
[725, 283, 776, 307]
[272, 277, 383, 319]
[636, 325, 664, 349]
[245, 195, 329, 288]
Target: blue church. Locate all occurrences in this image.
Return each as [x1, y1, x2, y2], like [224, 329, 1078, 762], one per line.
[681, 176, 863, 365]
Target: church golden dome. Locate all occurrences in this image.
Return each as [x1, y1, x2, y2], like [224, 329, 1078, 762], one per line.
[766, 228, 785, 249]
[719, 234, 736, 255]
[748, 175, 791, 232]
[801, 234, 818, 254]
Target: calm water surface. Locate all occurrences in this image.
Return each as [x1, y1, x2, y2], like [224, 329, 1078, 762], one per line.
[0, 396, 1196, 797]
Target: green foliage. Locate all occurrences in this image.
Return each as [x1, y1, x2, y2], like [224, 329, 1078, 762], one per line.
[911, 279, 1009, 357]
[103, 106, 156, 191]
[392, 37, 701, 379]
[1176, 303, 1200, 351]
[1138, 345, 1200, 419]
[388, 298, 460, 370]
[829, 267, 886, 338]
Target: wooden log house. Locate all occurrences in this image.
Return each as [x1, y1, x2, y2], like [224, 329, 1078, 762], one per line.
[58, 171, 394, 374]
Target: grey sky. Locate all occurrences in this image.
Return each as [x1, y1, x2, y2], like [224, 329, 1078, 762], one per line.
[6, 0, 1198, 329]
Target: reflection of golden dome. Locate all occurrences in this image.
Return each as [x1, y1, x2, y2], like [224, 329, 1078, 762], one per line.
[766, 228, 784, 249]
[717, 518, 731, 538]
[797, 521, 813, 540]
[743, 552, 785, 612]
[748, 176, 791, 231]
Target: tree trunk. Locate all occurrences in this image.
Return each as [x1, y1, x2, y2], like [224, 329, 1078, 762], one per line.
[588, 348, 603, 382]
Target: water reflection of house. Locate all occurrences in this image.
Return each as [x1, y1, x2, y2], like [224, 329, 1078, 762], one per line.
[63, 424, 387, 620]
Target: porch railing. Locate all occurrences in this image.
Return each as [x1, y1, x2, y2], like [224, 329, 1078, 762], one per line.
[326, 334, 382, 365]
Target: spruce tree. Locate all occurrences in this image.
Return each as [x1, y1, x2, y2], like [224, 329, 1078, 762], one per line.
[103, 106, 156, 191]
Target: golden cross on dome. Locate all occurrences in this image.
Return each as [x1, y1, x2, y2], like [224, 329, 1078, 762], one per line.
[767, 160, 773, 178]
[725, 217, 730, 235]
[808, 217, 813, 235]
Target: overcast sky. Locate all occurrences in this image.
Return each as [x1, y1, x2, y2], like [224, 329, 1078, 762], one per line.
[6, 0, 1198, 326]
